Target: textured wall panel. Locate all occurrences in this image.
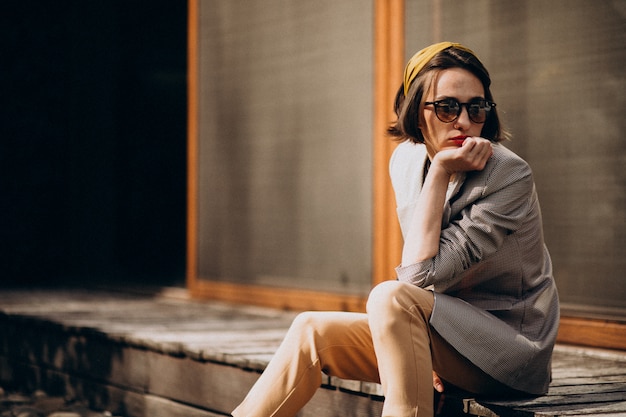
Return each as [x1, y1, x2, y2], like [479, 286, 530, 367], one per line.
[196, 1, 374, 294]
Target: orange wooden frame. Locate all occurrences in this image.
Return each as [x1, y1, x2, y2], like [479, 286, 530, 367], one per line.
[186, 0, 404, 312]
[558, 317, 626, 351]
[186, 0, 199, 294]
[372, 0, 404, 286]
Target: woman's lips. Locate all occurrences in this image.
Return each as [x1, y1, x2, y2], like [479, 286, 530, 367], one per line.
[451, 135, 468, 146]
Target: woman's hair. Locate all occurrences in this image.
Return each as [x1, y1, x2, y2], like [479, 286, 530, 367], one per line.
[387, 46, 508, 143]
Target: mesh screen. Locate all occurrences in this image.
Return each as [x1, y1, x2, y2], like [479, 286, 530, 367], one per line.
[196, 0, 374, 294]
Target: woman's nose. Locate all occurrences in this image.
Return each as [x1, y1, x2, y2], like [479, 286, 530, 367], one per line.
[454, 107, 472, 130]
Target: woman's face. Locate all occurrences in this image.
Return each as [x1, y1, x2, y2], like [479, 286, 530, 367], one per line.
[420, 68, 485, 158]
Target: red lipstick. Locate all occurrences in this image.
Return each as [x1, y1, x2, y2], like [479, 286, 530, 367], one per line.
[451, 135, 468, 146]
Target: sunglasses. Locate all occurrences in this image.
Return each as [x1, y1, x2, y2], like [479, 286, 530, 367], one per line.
[424, 98, 496, 124]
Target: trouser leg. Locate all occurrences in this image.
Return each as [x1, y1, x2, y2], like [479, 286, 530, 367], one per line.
[430, 327, 521, 396]
[231, 311, 380, 417]
[366, 280, 436, 417]
[233, 280, 516, 417]
[366, 280, 519, 417]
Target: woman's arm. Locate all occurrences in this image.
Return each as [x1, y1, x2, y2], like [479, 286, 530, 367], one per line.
[401, 162, 451, 264]
[396, 143, 534, 289]
[400, 138, 493, 266]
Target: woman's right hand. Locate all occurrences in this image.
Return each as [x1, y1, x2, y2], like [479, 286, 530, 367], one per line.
[434, 136, 493, 175]
[433, 371, 444, 392]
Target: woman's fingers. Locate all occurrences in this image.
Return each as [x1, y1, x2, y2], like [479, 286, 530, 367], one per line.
[461, 137, 493, 169]
[436, 137, 493, 173]
[433, 371, 444, 392]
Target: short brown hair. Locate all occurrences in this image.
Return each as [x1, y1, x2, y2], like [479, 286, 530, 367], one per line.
[387, 46, 508, 144]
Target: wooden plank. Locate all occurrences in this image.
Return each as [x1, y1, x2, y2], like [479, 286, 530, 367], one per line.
[361, 381, 384, 397]
[190, 280, 368, 312]
[569, 414, 626, 417]
[469, 399, 626, 417]
[330, 377, 363, 393]
[478, 390, 626, 409]
[558, 317, 626, 350]
[470, 387, 626, 417]
[528, 400, 626, 416]
[300, 386, 384, 417]
[550, 375, 626, 385]
[545, 382, 626, 397]
[232, 353, 276, 372]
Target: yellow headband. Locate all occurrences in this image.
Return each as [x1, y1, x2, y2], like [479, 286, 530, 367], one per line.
[403, 42, 475, 96]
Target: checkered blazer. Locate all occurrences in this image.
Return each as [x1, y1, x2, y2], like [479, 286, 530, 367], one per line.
[391, 141, 560, 395]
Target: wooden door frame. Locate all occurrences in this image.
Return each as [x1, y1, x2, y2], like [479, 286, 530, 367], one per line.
[186, 0, 626, 350]
[186, 0, 404, 312]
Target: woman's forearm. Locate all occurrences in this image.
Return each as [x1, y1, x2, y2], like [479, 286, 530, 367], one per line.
[401, 162, 451, 265]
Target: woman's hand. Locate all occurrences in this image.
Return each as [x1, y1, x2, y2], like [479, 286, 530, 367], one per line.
[434, 136, 493, 175]
[433, 371, 444, 393]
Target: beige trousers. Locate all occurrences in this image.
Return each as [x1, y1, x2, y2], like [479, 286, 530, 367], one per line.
[232, 280, 510, 417]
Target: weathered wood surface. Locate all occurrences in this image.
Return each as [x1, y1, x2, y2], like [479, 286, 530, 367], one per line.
[466, 345, 626, 416]
[0, 288, 625, 417]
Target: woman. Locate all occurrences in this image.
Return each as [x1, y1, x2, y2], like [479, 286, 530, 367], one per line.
[232, 42, 559, 417]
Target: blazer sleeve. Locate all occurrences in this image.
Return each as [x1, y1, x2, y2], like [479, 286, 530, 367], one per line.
[396, 146, 534, 289]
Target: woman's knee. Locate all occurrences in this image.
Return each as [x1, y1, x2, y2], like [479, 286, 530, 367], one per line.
[289, 311, 341, 341]
[290, 311, 320, 334]
[366, 280, 404, 312]
[366, 280, 434, 316]
[287, 311, 366, 357]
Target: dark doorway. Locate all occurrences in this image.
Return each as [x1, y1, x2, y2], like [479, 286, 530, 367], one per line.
[2, 1, 187, 287]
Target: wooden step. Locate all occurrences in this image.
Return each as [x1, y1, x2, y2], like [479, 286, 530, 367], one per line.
[0, 288, 625, 417]
[0, 288, 384, 416]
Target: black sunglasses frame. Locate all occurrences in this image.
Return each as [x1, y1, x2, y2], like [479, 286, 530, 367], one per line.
[424, 98, 496, 124]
